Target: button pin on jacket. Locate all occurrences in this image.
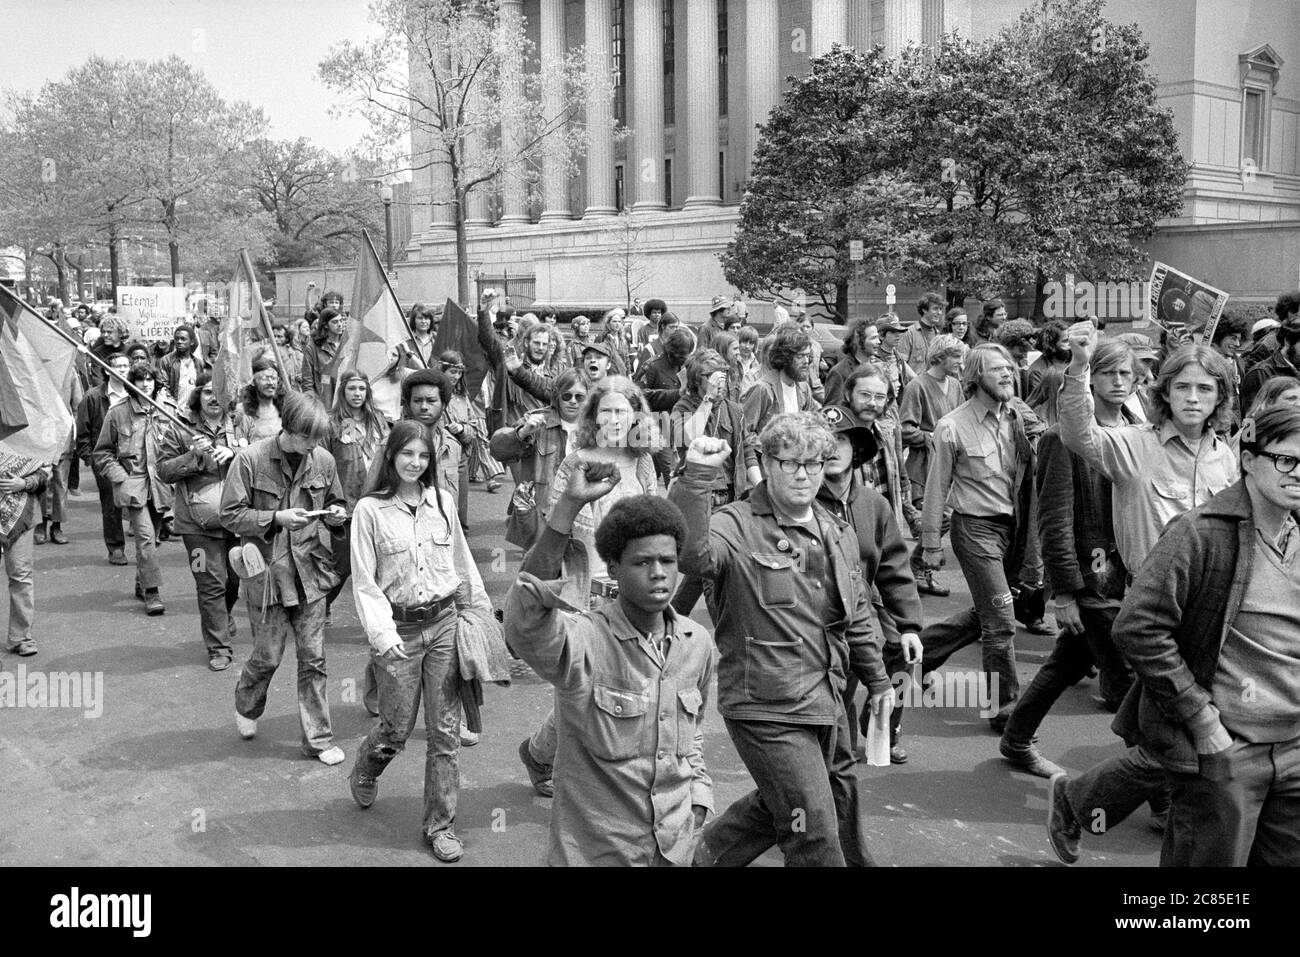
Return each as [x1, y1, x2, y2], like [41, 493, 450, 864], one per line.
[776, 538, 790, 552]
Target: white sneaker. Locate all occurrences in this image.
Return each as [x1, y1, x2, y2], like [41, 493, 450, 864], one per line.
[459, 725, 480, 748]
[318, 746, 345, 766]
[236, 713, 257, 739]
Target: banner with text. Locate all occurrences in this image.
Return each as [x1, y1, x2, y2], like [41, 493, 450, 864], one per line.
[116, 286, 188, 341]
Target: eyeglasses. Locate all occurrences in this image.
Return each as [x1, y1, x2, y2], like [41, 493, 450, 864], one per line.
[857, 392, 889, 403]
[559, 392, 587, 402]
[1253, 450, 1300, 475]
[773, 458, 826, 475]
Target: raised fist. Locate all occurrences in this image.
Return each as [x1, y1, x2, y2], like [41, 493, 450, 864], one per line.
[685, 436, 731, 468]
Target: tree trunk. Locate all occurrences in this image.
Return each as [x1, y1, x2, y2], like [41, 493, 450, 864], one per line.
[1032, 267, 1047, 322]
[454, 192, 470, 309]
[108, 223, 121, 295]
[53, 246, 70, 305]
[835, 280, 849, 322]
[169, 239, 181, 286]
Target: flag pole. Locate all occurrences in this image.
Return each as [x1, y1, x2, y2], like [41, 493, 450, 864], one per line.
[1, 287, 190, 433]
[239, 249, 290, 378]
[362, 228, 426, 369]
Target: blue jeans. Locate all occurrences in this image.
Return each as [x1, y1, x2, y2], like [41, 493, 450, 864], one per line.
[235, 597, 333, 754]
[920, 513, 1020, 719]
[2, 528, 35, 644]
[1162, 734, 1300, 867]
[182, 532, 239, 660]
[1004, 604, 1132, 745]
[356, 609, 462, 838]
[126, 501, 163, 591]
[1064, 744, 1167, 837]
[699, 709, 874, 867]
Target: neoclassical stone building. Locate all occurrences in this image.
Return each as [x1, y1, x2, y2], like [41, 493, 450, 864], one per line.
[277, 0, 1300, 319]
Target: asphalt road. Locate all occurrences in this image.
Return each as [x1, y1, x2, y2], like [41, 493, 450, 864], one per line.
[0, 481, 1161, 867]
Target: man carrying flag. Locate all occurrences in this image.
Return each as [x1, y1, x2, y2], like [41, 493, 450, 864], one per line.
[0, 285, 72, 657]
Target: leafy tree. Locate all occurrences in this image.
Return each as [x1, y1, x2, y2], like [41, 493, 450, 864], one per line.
[321, 0, 616, 306]
[897, 0, 1187, 309]
[128, 57, 269, 283]
[243, 138, 387, 272]
[721, 46, 911, 320]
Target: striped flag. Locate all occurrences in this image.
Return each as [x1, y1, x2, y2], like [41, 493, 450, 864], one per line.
[211, 271, 260, 409]
[337, 231, 410, 420]
[0, 286, 75, 464]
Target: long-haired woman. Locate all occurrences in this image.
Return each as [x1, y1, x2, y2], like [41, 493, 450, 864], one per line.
[325, 370, 391, 621]
[347, 420, 491, 864]
[440, 350, 503, 498]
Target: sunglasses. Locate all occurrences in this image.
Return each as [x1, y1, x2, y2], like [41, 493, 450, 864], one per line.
[560, 392, 587, 402]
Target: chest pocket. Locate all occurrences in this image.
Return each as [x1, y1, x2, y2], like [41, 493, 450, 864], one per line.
[1150, 479, 1191, 511]
[676, 687, 704, 758]
[303, 474, 329, 510]
[588, 683, 651, 761]
[751, 552, 797, 608]
[250, 475, 288, 513]
[964, 433, 1002, 480]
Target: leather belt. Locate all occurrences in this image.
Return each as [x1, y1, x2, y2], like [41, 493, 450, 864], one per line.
[391, 592, 456, 623]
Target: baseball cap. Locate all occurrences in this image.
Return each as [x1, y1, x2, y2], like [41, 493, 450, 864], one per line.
[709, 295, 734, 314]
[874, 314, 904, 333]
[821, 405, 879, 465]
[1252, 317, 1281, 337]
[1115, 332, 1158, 361]
[580, 340, 611, 357]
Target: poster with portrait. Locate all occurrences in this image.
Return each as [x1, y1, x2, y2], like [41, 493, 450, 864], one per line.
[1146, 262, 1229, 346]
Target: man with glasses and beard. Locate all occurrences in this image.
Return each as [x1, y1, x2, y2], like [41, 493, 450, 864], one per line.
[917, 343, 1039, 733]
[671, 412, 893, 866]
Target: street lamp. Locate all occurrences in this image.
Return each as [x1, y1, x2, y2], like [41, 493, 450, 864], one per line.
[380, 185, 394, 274]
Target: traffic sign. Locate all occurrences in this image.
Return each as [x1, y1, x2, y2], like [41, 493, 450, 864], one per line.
[849, 240, 864, 262]
[885, 283, 896, 307]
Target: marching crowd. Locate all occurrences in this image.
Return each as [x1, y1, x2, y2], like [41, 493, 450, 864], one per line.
[3, 285, 1300, 869]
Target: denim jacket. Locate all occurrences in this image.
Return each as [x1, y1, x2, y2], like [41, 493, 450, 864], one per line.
[670, 464, 888, 724]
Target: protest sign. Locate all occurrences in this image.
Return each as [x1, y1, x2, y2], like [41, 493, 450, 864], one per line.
[116, 286, 189, 341]
[1146, 263, 1229, 345]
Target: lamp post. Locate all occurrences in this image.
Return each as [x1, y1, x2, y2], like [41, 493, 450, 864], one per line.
[380, 185, 394, 274]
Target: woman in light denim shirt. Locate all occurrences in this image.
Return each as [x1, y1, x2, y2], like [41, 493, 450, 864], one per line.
[347, 420, 490, 863]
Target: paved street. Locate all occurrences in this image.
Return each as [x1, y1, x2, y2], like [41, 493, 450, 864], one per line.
[0, 481, 1162, 867]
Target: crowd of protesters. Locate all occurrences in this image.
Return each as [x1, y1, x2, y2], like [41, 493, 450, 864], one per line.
[4, 285, 1300, 870]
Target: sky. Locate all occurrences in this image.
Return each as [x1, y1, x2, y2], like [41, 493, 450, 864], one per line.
[4, 0, 385, 145]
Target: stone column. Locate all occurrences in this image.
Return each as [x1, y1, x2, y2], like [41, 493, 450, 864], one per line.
[810, 0, 847, 57]
[584, 0, 617, 218]
[744, 0, 780, 178]
[539, 0, 572, 222]
[886, 0, 924, 56]
[498, 0, 529, 224]
[683, 0, 720, 207]
[847, 0, 873, 52]
[630, 0, 666, 211]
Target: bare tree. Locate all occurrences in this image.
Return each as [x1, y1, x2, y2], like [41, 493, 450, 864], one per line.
[320, 0, 616, 306]
[601, 212, 652, 309]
